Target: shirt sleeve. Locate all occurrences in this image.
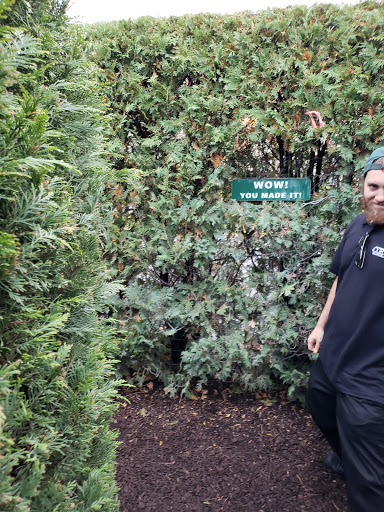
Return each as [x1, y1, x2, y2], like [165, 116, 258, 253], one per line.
[329, 236, 346, 275]
[329, 215, 363, 275]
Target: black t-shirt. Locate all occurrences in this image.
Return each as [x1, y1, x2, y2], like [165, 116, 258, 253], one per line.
[319, 213, 384, 403]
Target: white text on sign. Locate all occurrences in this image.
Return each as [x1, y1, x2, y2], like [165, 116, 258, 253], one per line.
[240, 181, 303, 199]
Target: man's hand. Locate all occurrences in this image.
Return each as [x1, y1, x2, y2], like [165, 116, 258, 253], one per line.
[307, 278, 337, 354]
[308, 326, 324, 353]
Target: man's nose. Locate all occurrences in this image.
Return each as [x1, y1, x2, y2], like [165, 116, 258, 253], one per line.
[376, 192, 384, 203]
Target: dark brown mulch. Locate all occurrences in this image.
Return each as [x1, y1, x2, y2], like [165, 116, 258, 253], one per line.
[114, 386, 347, 512]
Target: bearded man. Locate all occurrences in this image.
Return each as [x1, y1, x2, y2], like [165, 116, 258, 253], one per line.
[307, 147, 384, 512]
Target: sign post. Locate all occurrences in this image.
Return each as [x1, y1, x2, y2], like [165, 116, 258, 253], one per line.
[231, 178, 311, 202]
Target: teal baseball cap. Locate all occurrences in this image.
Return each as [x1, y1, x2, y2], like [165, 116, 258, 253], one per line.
[363, 147, 384, 175]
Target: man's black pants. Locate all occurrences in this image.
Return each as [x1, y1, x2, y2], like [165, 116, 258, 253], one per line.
[307, 359, 384, 512]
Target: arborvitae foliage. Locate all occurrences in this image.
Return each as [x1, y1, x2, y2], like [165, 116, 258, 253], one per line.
[88, 2, 383, 400]
[0, 1, 121, 510]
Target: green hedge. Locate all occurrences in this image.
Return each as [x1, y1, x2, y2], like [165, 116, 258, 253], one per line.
[88, 1, 383, 401]
[0, 1, 121, 510]
[1, 2, 383, 508]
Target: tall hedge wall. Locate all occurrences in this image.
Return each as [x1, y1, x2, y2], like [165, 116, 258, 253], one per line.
[0, 1, 121, 510]
[1, 1, 383, 509]
[88, 1, 383, 400]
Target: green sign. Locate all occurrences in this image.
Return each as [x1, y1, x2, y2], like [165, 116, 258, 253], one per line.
[231, 178, 311, 201]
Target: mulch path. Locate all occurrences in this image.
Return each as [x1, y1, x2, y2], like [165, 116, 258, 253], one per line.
[114, 386, 347, 512]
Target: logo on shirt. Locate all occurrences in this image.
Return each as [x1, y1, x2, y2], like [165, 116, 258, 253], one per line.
[372, 246, 384, 259]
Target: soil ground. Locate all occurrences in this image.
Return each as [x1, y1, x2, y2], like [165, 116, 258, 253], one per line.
[114, 386, 347, 512]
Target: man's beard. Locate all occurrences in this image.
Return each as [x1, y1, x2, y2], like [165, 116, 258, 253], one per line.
[361, 197, 384, 224]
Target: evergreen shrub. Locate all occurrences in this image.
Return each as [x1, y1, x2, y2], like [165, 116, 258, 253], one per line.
[0, 1, 121, 510]
[88, 2, 383, 401]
